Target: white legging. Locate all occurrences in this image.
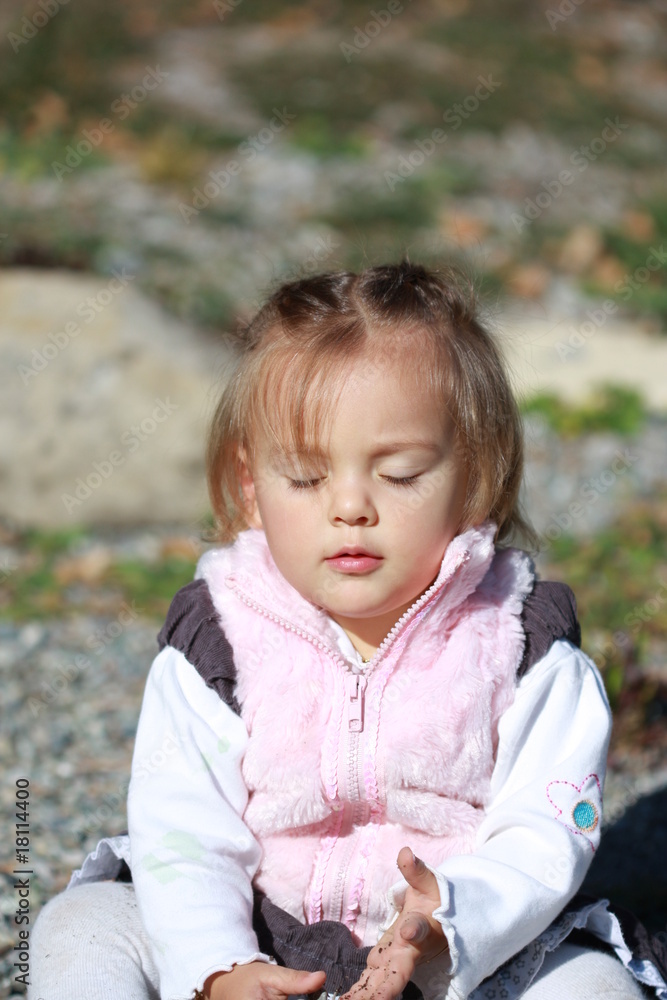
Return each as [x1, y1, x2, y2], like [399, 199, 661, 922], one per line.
[28, 882, 648, 1000]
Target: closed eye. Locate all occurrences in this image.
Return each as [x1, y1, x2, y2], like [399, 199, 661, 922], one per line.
[382, 474, 420, 486]
[288, 474, 421, 490]
[287, 478, 323, 491]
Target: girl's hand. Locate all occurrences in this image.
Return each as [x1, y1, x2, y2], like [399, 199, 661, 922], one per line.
[341, 847, 448, 1000]
[204, 961, 326, 1000]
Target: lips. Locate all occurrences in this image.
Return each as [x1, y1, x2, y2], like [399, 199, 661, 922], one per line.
[325, 547, 383, 574]
[329, 546, 381, 559]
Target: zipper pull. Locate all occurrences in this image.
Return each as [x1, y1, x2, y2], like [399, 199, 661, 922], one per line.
[346, 674, 366, 733]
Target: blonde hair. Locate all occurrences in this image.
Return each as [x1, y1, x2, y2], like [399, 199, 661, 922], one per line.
[206, 261, 532, 546]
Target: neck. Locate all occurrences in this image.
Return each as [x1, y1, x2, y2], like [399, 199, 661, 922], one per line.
[330, 611, 398, 661]
[353, 637, 378, 662]
[330, 577, 440, 660]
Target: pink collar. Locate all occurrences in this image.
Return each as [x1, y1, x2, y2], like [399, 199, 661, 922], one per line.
[199, 522, 498, 661]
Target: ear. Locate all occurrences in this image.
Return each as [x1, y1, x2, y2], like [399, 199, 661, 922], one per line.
[237, 446, 263, 530]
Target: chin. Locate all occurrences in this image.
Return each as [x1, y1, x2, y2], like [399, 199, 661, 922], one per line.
[330, 604, 393, 621]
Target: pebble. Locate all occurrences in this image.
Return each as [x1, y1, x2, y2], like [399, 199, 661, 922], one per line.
[0, 614, 158, 995]
[524, 413, 667, 552]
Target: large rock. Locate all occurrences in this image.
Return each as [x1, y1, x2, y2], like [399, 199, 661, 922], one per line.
[0, 269, 228, 527]
[498, 302, 667, 409]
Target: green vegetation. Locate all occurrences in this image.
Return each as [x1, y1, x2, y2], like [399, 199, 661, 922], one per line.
[0, 0, 655, 166]
[420, 9, 629, 140]
[521, 385, 647, 437]
[0, 200, 105, 271]
[541, 495, 667, 748]
[1, 0, 664, 331]
[585, 204, 667, 325]
[102, 557, 200, 618]
[1, 2, 141, 137]
[225, 1, 640, 146]
[0, 528, 199, 622]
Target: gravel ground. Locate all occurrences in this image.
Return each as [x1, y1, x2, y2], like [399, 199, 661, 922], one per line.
[3, 420, 667, 997]
[3, 609, 666, 1000]
[524, 413, 667, 545]
[1, 615, 156, 998]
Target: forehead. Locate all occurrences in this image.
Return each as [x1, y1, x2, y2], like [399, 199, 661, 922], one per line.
[252, 340, 451, 461]
[328, 353, 450, 439]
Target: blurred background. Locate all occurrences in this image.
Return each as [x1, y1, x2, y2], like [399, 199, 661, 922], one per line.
[1, 0, 666, 990]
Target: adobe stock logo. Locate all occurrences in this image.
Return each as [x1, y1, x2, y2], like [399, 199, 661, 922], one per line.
[7, 0, 69, 52]
[541, 448, 639, 548]
[511, 118, 629, 232]
[61, 398, 179, 515]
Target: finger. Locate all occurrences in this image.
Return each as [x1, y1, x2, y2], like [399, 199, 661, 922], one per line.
[274, 967, 326, 994]
[396, 847, 439, 897]
[366, 928, 396, 967]
[342, 946, 415, 1000]
[398, 914, 430, 945]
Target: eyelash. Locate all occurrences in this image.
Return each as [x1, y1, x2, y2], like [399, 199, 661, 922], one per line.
[383, 474, 420, 487]
[287, 479, 322, 491]
[287, 474, 420, 491]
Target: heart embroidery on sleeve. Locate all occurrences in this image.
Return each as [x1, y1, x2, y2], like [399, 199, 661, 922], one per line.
[546, 773, 602, 851]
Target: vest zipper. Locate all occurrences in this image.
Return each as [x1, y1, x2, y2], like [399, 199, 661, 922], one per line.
[228, 549, 465, 679]
[345, 673, 366, 733]
[227, 561, 465, 928]
[326, 817, 360, 926]
[228, 586, 350, 670]
[229, 584, 370, 926]
[360, 556, 466, 669]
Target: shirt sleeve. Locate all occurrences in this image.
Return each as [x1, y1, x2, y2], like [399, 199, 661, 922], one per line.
[393, 640, 613, 1000]
[127, 645, 273, 1000]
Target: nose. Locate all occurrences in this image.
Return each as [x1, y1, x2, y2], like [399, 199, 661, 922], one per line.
[328, 479, 378, 526]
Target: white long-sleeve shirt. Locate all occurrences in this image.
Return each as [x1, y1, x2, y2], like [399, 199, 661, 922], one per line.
[124, 637, 611, 1000]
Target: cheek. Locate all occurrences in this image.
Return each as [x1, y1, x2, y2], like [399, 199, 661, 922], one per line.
[264, 504, 295, 540]
[261, 496, 317, 549]
[395, 488, 454, 529]
[392, 494, 461, 558]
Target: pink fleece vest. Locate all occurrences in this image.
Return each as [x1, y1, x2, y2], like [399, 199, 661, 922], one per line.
[197, 522, 534, 946]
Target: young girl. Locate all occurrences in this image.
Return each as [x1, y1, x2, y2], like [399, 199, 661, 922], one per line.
[31, 262, 666, 1000]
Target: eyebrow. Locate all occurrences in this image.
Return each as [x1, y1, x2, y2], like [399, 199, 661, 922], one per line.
[369, 441, 442, 456]
[268, 441, 442, 462]
[268, 448, 326, 462]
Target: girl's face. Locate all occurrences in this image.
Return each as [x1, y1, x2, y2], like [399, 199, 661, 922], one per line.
[240, 351, 468, 653]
